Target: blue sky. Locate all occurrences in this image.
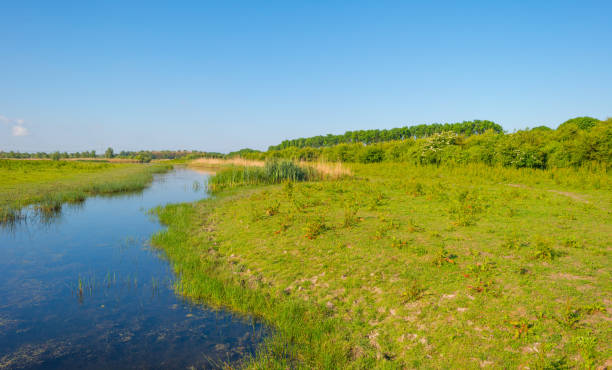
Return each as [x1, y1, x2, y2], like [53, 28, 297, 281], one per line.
[1, 1, 611, 153]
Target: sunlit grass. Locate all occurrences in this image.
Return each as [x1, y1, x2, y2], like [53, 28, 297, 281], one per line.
[0, 159, 172, 224]
[152, 162, 611, 368]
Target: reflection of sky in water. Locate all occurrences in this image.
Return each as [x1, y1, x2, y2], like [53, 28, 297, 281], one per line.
[0, 168, 266, 369]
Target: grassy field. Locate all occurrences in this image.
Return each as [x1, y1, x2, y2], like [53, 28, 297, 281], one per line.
[0, 159, 172, 224]
[153, 162, 611, 368]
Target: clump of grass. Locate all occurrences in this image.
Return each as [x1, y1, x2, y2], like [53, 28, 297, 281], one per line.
[342, 204, 360, 228]
[0, 206, 23, 226]
[390, 236, 408, 249]
[583, 302, 606, 314]
[265, 200, 280, 216]
[282, 180, 294, 199]
[208, 160, 314, 192]
[468, 278, 499, 295]
[433, 248, 457, 266]
[531, 238, 564, 261]
[448, 189, 487, 226]
[562, 236, 583, 249]
[502, 237, 530, 249]
[401, 280, 427, 302]
[304, 216, 328, 239]
[36, 196, 63, 214]
[466, 259, 496, 275]
[557, 301, 582, 329]
[507, 318, 533, 338]
[572, 335, 598, 368]
[406, 181, 426, 197]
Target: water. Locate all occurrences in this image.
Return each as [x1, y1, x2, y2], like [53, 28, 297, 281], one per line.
[0, 168, 266, 369]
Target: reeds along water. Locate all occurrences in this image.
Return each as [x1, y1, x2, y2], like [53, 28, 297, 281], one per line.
[206, 159, 352, 192]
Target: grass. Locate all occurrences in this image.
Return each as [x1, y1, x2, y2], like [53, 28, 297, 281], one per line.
[206, 159, 349, 192]
[153, 162, 611, 368]
[0, 159, 172, 224]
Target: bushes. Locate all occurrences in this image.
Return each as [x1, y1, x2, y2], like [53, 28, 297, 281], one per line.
[359, 147, 385, 163]
[239, 117, 611, 170]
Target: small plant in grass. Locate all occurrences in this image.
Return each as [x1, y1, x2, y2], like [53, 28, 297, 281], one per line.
[373, 216, 399, 239]
[507, 318, 533, 338]
[468, 278, 499, 295]
[275, 215, 294, 234]
[282, 180, 294, 199]
[448, 189, 486, 226]
[265, 200, 280, 216]
[532, 244, 563, 261]
[583, 303, 606, 314]
[562, 236, 583, 249]
[502, 237, 530, 249]
[406, 182, 426, 197]
[433, 248, 457, 266]
[390, 236, 408, 249]
[401, 280, 427, 302]
[369, 192, 387, 210]
[407, 218, 424, 232]
[249, 205, 264, 222]
[466, 259, 496, 275]
[572, 335, 598, 368]
[342, 205, 360, 228]
[556, 301, 582, 329]
[304, 216, 328, 239]
[292, 198, 306, 213]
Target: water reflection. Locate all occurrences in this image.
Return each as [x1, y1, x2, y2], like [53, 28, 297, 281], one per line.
[0, 168, 266, 369]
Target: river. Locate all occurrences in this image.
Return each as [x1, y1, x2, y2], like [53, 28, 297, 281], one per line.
[0, 168, 266, 369]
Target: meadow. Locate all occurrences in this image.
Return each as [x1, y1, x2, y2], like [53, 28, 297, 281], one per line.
[153, 161, 611, 368]
[0, 159, 172, 224]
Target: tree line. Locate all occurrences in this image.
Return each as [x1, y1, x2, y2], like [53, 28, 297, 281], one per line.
[0, 149, 221, 163]
[267, 120, 503, 150]
[236, 117, 611, 169]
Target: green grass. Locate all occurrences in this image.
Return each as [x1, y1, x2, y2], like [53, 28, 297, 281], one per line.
[207, 160, 316, 192]
[153, 162, 612, 368]
[0, 159, 172, 224]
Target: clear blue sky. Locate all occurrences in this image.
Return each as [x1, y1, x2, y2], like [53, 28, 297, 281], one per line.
[1, 1, 611, 153]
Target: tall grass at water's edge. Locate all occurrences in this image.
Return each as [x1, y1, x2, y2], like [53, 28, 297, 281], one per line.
[151, 202, 351, 369]
[207, 160, 351, 192]
[0, 163, 172, 225]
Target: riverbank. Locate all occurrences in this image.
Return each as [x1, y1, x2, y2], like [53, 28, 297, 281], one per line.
[0, 160, 172, 224]
[153, 161, 611, 368]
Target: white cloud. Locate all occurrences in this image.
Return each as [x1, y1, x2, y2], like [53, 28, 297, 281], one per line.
[12, 125, 29, 136]
[1, 114, 30, 136]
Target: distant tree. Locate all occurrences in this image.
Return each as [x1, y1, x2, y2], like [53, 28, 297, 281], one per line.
[105, 147, 114, 158]
[558, 117, 600, 131]
[51, 151, 61, 161]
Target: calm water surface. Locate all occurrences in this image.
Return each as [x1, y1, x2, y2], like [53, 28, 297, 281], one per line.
[0, 168, 266, 369]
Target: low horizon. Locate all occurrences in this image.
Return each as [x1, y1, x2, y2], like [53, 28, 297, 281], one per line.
[1, 115, 607, 155]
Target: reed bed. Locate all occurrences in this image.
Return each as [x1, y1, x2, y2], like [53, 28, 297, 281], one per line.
[206, 160, 351, 192]
[190, 157, 265, 168]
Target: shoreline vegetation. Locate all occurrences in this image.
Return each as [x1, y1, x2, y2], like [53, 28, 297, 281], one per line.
[0, 160, 172, 225]
[153, 157, 611, 368]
